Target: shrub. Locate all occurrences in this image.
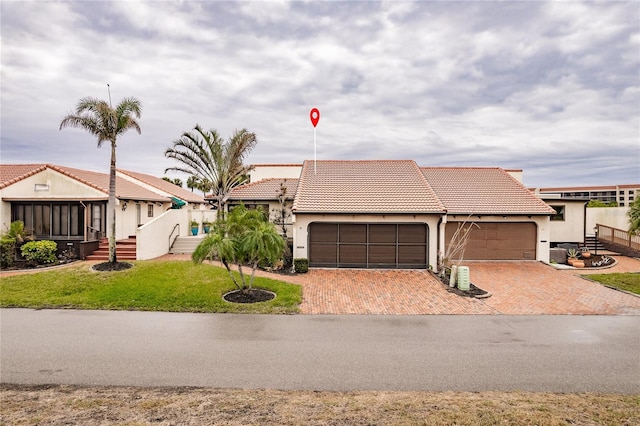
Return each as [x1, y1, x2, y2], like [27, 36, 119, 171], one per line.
[20, 240, 58, 265]
[0, 237, 16, 268]
[293, 258, 309, 274]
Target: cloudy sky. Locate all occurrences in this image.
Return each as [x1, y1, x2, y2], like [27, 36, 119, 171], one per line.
[2, 0, 639, 188]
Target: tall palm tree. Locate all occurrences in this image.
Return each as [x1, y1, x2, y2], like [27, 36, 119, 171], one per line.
[60, 96, 142, 264]
[164, 124, 257, 218]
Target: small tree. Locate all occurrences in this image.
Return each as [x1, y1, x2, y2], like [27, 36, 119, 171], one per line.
[438, 218, 479, 277]
[192, 204, 285, 293]
[628, 193, 640, 235]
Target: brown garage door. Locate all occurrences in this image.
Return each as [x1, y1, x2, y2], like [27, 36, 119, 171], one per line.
[445, 222, 537, 260]
[309, 223, 428, 268]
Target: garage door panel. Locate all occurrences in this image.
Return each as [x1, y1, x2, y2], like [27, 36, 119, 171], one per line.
[398, 224, 426, 243]
[309, 223, 338, 243]
[339, 224, 367, 243]
[339, 245, 367, 265]
[398, 246, 426, 264]
[369, 245, 396, 265]
[309, 244, 337, 264]
[369, 225, 396, 243]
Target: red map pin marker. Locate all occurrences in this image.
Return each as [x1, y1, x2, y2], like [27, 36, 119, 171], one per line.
[310, 108, 320, 127]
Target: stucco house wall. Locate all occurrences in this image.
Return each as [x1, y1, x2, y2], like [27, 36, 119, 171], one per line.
[586, 206, 630, 232]
[544, 199, 587, 244]
[249, 164, 302, 182]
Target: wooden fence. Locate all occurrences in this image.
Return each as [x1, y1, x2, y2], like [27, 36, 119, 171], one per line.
[595, 224, 640, 252]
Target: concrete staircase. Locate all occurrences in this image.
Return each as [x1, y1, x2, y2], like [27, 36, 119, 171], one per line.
[583, 235, 606, 253]
[86, 237, 137, 261]
[169, 235, 205, 255]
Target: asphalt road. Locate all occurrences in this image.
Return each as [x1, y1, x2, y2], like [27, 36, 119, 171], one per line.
[1, 309, 639, 393]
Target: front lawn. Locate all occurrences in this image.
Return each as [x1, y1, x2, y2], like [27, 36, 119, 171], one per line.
[0, 260, 301, 313]
[586, 272, 640, 295]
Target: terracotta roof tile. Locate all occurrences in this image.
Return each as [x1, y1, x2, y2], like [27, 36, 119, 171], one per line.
[421, 167, 555, 215]
[0, 164, 49, 189]
[117, 169, 206, 203]
[229, 178, 298, 201]
[293, 160, 445, 214]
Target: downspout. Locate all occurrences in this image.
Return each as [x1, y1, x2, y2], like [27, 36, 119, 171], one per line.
[437, 214, 447, 274]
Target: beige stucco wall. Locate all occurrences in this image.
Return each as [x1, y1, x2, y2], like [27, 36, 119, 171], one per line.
[0, 201, 12, 233]
[546, 201, 586, 243]
[443, 215, 551, 263]
[586, 206, 630, 232]
[291, 213, 442, 270]
[249, 165, 302, 182]
[0, 169, 106, 200]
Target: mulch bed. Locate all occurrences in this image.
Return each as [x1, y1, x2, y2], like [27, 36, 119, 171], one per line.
[435, 270, 491, 298]
[223, 288, 275, 303]
[572, 254, 615, 268]
[91, 261, 133, 272]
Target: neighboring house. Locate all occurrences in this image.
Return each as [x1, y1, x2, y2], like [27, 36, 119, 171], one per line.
[539, 196, 589, 246]
[534, 184, 639, 207]
[230, 160, 555, 269]
[0, 164, 212, 260]
[248, 164, 303, 182]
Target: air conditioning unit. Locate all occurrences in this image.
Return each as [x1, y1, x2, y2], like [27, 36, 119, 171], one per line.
[457, 266, 470, 291]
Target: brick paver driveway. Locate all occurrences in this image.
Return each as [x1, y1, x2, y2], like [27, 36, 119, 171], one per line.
[107, 254, 640, 315]
[257, 256, 640, 315]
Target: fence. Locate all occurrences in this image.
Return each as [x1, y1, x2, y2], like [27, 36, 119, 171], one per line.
[595, 224, 640, 252]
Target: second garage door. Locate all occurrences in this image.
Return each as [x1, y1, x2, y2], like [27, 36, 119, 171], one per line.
[309, 223, 428, 268]
[445, 222, 537, 260]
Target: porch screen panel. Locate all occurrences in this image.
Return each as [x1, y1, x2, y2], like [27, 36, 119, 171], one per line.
[52, 205, 61, 236]
[33, 205, 51, 236]
[70, 205, 82, 236]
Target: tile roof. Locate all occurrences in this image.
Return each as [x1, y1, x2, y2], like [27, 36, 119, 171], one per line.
[117, 169, 206, 203]
[0, 164, 168, 202]
[293, 160, 445, 214]
[0, 164, 49, 189]
[228, 178, 298, 201]
[421, 167, 555, 215]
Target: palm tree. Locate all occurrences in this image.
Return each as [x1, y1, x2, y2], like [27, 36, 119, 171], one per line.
[192, 204, 284, 293]
[164, 124, 257, 218]
[60, 97, 142, 264]
[186, 175, 199, 192]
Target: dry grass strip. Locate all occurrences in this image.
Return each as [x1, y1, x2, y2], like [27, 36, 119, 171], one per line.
[1, 384, 638, 425]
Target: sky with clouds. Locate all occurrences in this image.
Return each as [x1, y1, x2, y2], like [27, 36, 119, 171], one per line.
[2, 0, 639, 188]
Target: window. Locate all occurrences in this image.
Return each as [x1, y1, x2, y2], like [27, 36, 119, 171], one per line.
[550, 205, 565, 221]
[147, 204, 154, 218]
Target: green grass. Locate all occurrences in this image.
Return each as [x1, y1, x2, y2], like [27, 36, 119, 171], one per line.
[0, 261, 302, 313]
[586, 272, 640, 295]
